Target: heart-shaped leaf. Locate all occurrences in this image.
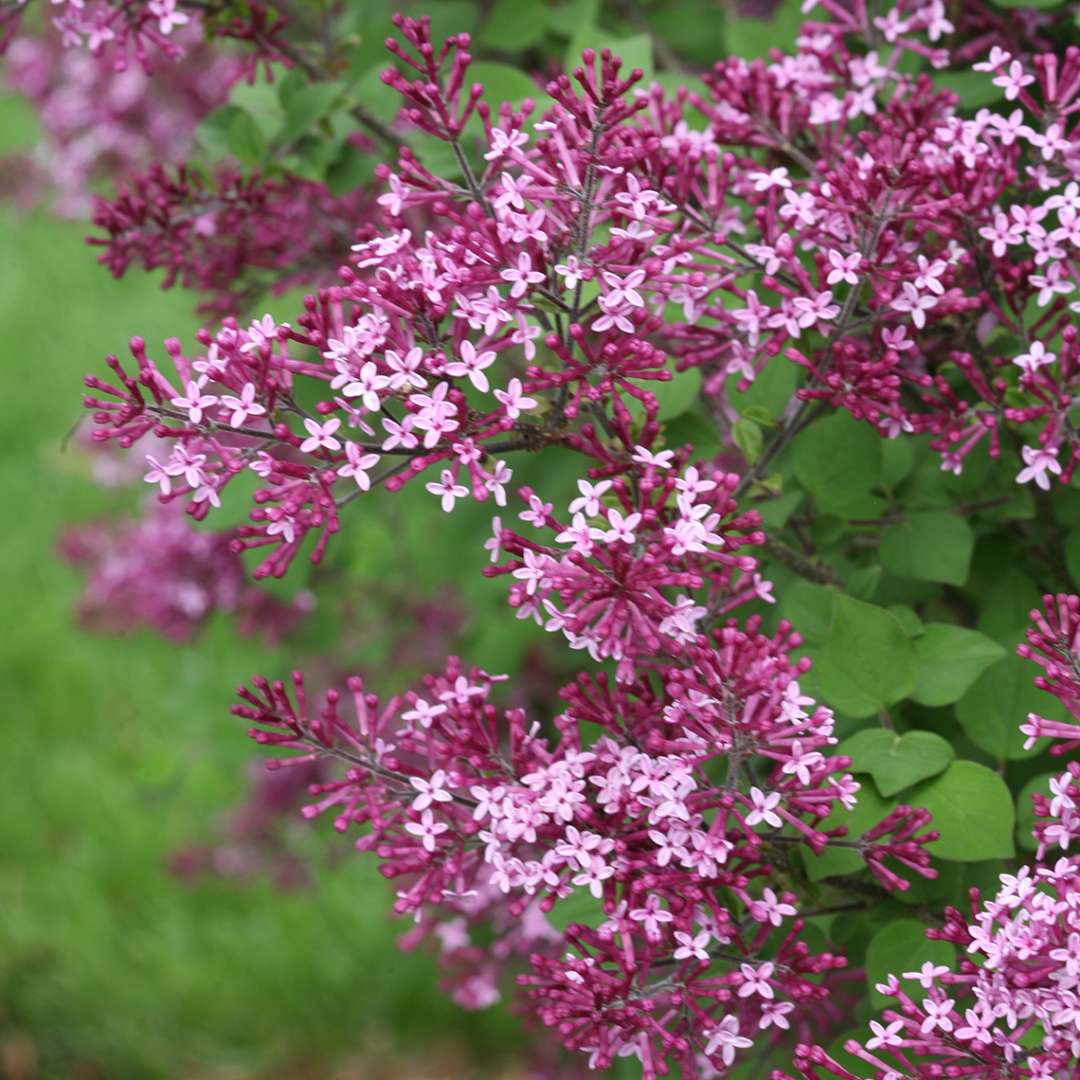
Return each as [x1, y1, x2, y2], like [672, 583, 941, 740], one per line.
[911, 624, 1005, 706]
[837, 728, 954, 797]
[792, 413, 882, 515]
[956, 653, 1063, 759]
[911, 761, 1015, 861]
[881, 510, 974, 586]
[814, 596, 918, 717]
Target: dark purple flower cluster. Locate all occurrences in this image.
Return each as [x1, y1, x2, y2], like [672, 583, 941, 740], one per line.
[90, 163, 378, 314]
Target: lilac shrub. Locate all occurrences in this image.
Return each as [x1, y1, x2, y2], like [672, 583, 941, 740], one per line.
[7, 0, 1080, 1072]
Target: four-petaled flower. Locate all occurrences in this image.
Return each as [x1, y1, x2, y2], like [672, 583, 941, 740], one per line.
[500, 252, 545, 298]
[494, 378, 537, 420]
[704, 1016, 752, 1067]
[220, 383, 266, 428]
[404, 809, 449, 853]
[1016, 445, 1062, 491]
[890, 282, 938, 328]
[299, 417, 342, 453]
[426, 469, 470, 512]
[171, 378, 218, 424]
[745, 787, 782, 829]
[672, 929, 710, 962]
[337, 442, 380, 490]
[445, 340, 498, 392]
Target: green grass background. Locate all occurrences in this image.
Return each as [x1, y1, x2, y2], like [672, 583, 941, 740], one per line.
[0, 93, 520, 1078]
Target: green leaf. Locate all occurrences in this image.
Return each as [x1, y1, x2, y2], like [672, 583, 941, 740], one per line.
[732, 417, 763, 465]
[545, 0, 599, 37]
[846, 565, 881, 601]
[639, 0, 720, 68]
[409, 133, 463, 180]
[742, 405, 777, 428]
[725, 0, 804, 57]
[480, 0, 549, 51]
[467, 61, 540, 107]
[911, 761, 1015, 861]
[630, 367, 702, 423]
[1064, 529, 1080, 592]
[197, 105, 244, 158]
[815, 595, 918, 718]
[866, 921, 955, 1007]
[880, 511, 974, 586]
[229, 76, 286, 139]
[755, 489, 803, 530]
[779, 581, 835, 643]
[911, 624, 1006, 707]
[956, 654, 1057, 760]
[325, 144, 377, 196]
[936, 70, 1003, 109]
[838, 729, 954, 797]
[975, 568, 1040, 641]
[726, 355, 798, 420]
[227, 109, 266, 167]
[279, 82, 344, 146]
[888, 604, 923, 638]
[792, 413, 882, 515]
[880, 437, 915, 489]
[664, 405, 722, 459]
[348, 64, 402, 124]
[275, 67, 307, 108]
[280, 134, 336, 182]
[425, 1, 480, 41]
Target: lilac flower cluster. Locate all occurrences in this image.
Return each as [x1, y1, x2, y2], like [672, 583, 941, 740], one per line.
[3, 24, 237, 216]
[236, 592, 1080, 1078]
[90, 163, 378, 314]
[485, 460, 766, 682]
[789, 837, 1080, 1079]
[1, 0, 287, 70]
[59, 500, 311, 642]
[1020, 593, 1080, 758]
[235, 621, 935, 1075]
[83, 4, 1080, 589]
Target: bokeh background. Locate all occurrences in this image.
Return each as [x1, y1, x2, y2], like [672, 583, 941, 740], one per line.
[0, 6, 788, 1076]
